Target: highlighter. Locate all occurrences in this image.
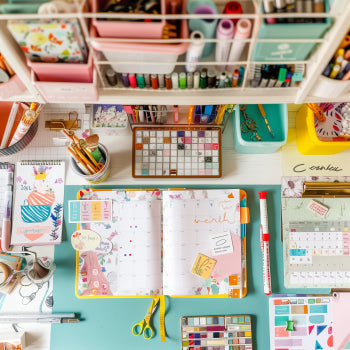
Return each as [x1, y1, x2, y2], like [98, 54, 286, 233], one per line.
[187, 105, 195, 124]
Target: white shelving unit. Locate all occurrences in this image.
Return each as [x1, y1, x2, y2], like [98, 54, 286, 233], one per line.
[0, 0, 349, 104]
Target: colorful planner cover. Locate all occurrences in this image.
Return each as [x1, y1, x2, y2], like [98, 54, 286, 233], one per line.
[10, 161, 65, 246]
[75, 188, 249, 298]
[7, 19, 88, 63]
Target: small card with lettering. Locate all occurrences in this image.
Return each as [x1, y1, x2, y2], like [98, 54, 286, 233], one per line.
[71, 230, 101, 251]
[191, 253, 216, 279]
[210, 232, 234, 256]
[69, 200, 112, 223]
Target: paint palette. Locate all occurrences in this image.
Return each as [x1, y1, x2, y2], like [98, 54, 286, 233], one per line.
[181, 315, 253, 350]
[132, 127, 222, 178]
[269, 295, 333, 350]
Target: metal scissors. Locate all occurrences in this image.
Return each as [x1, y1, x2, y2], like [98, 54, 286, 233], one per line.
[239, 104, 261, 141]
[132, 296, 160, 339]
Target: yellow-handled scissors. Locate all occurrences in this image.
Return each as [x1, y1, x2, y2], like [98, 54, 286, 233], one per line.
[132, 296, 160, 339]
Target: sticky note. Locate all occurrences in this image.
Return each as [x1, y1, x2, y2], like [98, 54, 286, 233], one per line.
[191, 253, 216, 279]
[210, 232, 234, 256]
[307, 199, 329, 217]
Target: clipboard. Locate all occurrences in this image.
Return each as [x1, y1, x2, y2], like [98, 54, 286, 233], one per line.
[73, 188, 249, 299]
[282, 179, 350, 289]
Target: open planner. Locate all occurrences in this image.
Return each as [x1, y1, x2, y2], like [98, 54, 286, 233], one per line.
[282, 177, 350, 289]
[74, 188, 249, 298]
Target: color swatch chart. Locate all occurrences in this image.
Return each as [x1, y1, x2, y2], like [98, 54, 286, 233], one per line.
[132, 127, 222, 178]
[181, 315, 252, 350]
[288, 221, 350, 287]
[269, 295, 333, 350]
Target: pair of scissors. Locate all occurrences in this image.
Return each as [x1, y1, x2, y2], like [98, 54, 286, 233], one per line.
[132, 296, 160, 339]
[239, 104, 262, 141]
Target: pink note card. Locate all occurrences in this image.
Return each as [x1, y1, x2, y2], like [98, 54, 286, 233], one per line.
[69, 200, 112, 223]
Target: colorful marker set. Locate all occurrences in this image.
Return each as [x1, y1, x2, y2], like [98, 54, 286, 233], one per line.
[263, 0, 326, 24]
[250, 64, 305, 88]
[105, 67, 245, 89]
[181, 315, 253, 350]
[322, 31, 350, 81]
[132, 127, 221, 178]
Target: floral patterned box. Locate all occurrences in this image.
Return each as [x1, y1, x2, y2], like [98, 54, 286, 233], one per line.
[7, 19, 88, 63]
[91, 104, 128, 134]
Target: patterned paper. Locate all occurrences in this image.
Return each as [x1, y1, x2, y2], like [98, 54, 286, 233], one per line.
[7, 19, 88, 63]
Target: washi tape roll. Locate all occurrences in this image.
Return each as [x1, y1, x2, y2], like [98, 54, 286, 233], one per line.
[0, 261, 13, 288]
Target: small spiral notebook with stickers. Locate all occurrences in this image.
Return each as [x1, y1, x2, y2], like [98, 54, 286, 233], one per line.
[282, 177, 350, 289]
[10, 160, 65, 246]
[72, 188, 249, 298]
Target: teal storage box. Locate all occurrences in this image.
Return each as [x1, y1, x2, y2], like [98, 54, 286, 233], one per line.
[252, 3, 332, 61]
[233, 104, 288, 154]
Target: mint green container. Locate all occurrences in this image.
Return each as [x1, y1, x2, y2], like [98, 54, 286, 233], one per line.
[252, 3, 332, 61]
[233, 104, 288, 154]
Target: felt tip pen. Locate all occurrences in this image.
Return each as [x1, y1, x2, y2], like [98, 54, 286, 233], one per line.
[187, 72, 193, 89]
[258, 191, 272, 296]
[232, 69, 239, 87]
[121, 73, 130, 87]
[136, 74, 145, 88]
[165, 74, 172, 89]
[173, 105, 179, 123]
[179, 72, 187, 89]
[193, 71, 200, 89]
[151, 74, 159, 89]
[187, 105, 195, 124]
[158, 74, 165, 88]
[128, 73, 137, 88]
[200, 71, 207, 88]
[144, 73, 151, 88]
[171, 72, 179, 89]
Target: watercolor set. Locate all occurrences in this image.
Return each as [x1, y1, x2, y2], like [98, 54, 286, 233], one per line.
[181, 315, 253, 350]
[132, 127, 222, 178]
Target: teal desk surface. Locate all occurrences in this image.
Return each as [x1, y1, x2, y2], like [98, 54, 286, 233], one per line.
[52, 185, 329, 350]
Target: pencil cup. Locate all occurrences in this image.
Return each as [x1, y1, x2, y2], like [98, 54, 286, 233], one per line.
[69, 143, 111, 184]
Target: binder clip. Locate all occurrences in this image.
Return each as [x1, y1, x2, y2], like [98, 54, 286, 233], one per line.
[45, 111, 81, 131]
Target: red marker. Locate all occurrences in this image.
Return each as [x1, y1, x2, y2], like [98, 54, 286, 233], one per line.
[258, 191, 272, 295]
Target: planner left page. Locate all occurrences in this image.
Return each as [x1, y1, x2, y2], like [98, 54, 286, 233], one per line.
[76, 189, 163, 297]
[162, 189, 242, 296]
[10, 160, 65, 246]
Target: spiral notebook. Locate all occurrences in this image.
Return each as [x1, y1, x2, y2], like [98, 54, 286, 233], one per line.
[10, 160, 65, 246]
[75, 188, 249, 298]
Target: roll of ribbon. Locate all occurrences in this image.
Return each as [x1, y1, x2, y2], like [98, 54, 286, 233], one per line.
[223, 1, 243, 24]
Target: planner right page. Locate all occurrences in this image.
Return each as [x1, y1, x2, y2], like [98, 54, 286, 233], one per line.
[162, 189, 242, 296]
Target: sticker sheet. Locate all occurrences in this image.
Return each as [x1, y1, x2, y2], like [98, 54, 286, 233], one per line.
[77, 190, 163, 296]
[10, 161, 65, 246]
[162, 189, 241, 296]
[269, 295, 333, 350]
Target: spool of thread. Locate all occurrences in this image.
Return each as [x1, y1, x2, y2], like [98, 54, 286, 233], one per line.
[185, 30, 205, 73]
[226, 18, 252, 71]
[223, 1, 243, 24]
[215, 19, 234, 71]
[128, 73, 137, 88]
[121, 73, 130, 87]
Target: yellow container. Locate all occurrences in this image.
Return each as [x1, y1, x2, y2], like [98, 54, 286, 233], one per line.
[296, 104, 350, 155]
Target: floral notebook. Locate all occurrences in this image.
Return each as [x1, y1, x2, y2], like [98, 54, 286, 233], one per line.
[10, 161, 65, 246]
[7, 19, 88, 63]
[75, 188, 249, 298]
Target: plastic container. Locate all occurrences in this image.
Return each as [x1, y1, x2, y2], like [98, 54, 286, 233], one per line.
[69, 143, 111, 184]
[309, 75, 350, 98]
[26, 51, 93, 83]
[31, 70, 98, 102]
[252, 3, 332, 61]
[233, 104, 288, 154]
[92, 0, 166, 39]
[91, 2, 189, 74]
[0, 75, 26, 99]
[296, 104, 350, 155]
